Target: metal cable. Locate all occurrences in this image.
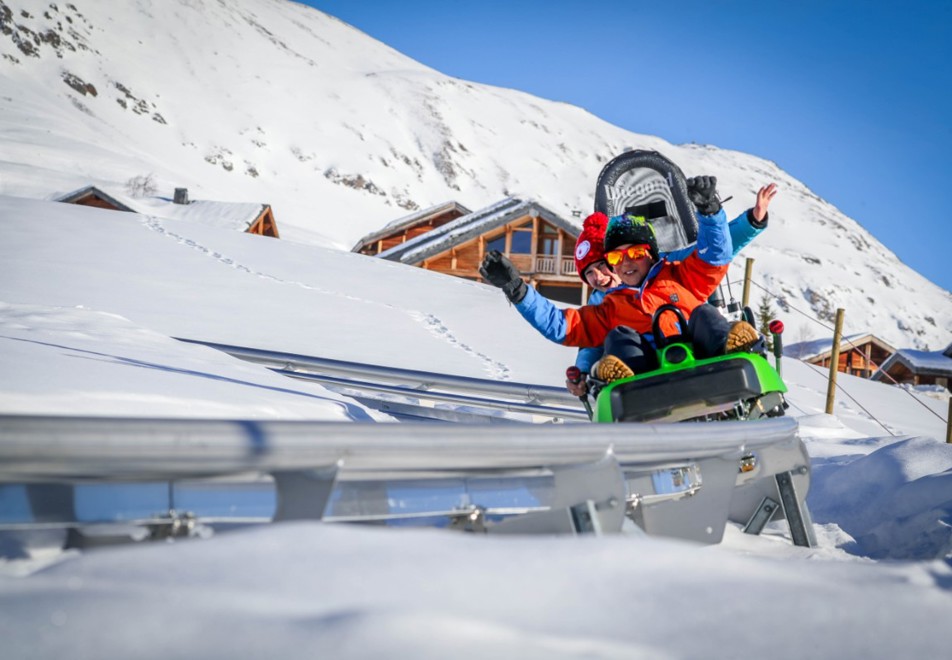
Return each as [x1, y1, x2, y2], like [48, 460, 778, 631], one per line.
[731, 277, 948, 425]
[802, 361, 897, 436]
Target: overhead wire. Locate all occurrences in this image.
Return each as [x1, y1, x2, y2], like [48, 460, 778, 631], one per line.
[727, 276, 948, 427]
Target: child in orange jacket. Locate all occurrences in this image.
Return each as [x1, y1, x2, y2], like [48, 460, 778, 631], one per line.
[480, 176, 761, 381]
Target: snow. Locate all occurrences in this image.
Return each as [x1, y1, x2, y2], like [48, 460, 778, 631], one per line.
[885, 348, 952, 372]
[1, 196, 951, 658]
[2, 524, 951, 660]
[1, 0, 951, 654]
[0, 300, 378, 421]
[783, 332, 894, 361]
[0, 0, 950, 351]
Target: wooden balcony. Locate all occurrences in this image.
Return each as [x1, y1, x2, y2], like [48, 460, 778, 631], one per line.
[534, 256, 577, 278]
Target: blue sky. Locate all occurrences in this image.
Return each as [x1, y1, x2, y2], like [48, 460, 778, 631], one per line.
[304, 0, 952, 293]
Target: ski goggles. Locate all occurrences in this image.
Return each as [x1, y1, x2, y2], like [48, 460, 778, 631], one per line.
[605, 244, 652, 266]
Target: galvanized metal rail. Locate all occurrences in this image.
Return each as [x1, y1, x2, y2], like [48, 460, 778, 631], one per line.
[0, 415, 799, 480]
[175, 338, 589, 422]
[0, 415, 813, 545]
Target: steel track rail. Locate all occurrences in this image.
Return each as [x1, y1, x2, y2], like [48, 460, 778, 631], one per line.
[278, 370, 587, 421]
[0, 415, 799, 482]
[175, 337, 588, 421]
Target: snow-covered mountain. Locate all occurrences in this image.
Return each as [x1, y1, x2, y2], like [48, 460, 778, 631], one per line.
[1, 0, 948, 350]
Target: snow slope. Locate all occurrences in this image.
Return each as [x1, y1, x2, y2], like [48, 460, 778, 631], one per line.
[0, 0, 949, 351]
[2, 2, 952, 653]
[1, 196, 951, 659]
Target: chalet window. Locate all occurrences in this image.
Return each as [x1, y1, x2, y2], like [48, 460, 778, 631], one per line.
[486, 233, 506, 253]
[510, 228, 532, 254]
[537, 223, 559, 256]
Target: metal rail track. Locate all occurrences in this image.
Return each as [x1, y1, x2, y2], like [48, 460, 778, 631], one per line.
[176, 338, 589, 422]
[0, 414, 811, 544]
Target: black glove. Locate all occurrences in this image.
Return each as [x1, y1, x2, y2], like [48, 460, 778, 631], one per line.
[479, 250, 528, 303]
[687, 175, 721, 216]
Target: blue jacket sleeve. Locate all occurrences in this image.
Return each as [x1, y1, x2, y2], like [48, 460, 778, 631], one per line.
[728, 209, 765, 254]
[575, 346, 603, 372]
[695, 208, 732, 265]
[513, 285, 568, 344]
[663, 209, 765, 262]
[663, 244, 693, 262]
[587, 289, 606, 306]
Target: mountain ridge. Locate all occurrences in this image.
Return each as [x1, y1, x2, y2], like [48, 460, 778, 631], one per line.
[0, 0, 948, 350]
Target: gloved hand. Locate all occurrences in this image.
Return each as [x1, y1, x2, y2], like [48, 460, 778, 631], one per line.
[479, 250, 528, 303]
[687, 175, 721, 216]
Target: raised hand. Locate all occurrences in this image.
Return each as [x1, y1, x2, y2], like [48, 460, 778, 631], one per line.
[752, 183, 778, 222]
[479, 250, 528, 303]
[687, 175, 721, 216]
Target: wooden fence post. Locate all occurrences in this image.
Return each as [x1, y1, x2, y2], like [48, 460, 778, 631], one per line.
[742, 258, 755, 308]
[825, 308, 846, 415]
[946, 398, 951, 444]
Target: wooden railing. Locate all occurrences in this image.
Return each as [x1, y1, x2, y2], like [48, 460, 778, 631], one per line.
[534, 256, 577, 277]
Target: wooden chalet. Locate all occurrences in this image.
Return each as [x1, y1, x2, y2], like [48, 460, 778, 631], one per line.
[353, 201, 472, 256]
[355, 198, 586, 304]
[56, 186, 136, 212]
[870, 341, 952, 391]
[244, 206, 279, 237]
[784, 333, 896, 378]
[55, 185, 279, 238]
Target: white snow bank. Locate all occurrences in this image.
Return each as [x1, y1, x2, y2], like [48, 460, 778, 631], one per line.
[809, 437, 952, 559]
[1, 523, 950, 660]
[0, 301, 385, 421]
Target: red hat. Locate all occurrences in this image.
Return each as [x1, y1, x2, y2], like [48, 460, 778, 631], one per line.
[574, 212, 610, 283]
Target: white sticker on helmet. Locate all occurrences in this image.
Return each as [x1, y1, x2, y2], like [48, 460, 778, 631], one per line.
[575, 240, 591, 260]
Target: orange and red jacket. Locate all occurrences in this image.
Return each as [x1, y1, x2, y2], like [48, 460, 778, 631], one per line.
[512, 208, 733, 348]
[561, 255, 728, 347]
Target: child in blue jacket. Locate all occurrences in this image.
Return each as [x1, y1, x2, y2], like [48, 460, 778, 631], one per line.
[565, 183, 776, 395]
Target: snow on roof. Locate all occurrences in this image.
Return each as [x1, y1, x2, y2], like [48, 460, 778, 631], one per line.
[54, 184, 138, 212]
[352, 200, 472, 251]
[55, 185, 267, 232]
[783, 333, 895, 361]
[377, 197, 580, 264]
[873, 347, 952, 379]
[135, 197, 268, 232]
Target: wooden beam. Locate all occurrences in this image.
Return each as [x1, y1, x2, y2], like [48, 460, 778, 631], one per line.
[742, 258, 755, 308]
[557, 230, 564, 276]
[531, 216, 539, 264]
[825, 308, 845, 415]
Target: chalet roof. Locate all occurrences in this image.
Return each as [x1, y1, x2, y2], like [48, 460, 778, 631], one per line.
[376, 197, 580, 265]
[55, 185, 137, 212]
[138, 198, 269, 233]
[783, 333, 896, 361]
[871, 348, 952, 380]
[351, 200, 472, 252]
[55, 185, 270, 233]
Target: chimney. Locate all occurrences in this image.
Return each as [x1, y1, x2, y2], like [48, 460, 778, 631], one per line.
[173, 187, 189, 205]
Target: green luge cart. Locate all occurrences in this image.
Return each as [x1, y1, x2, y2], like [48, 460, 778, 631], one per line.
[593, 342, 787, 423]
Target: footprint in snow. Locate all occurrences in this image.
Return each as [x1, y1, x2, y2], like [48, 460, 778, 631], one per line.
[410, 312, 511, 381]
[139, 216, 403, 306]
